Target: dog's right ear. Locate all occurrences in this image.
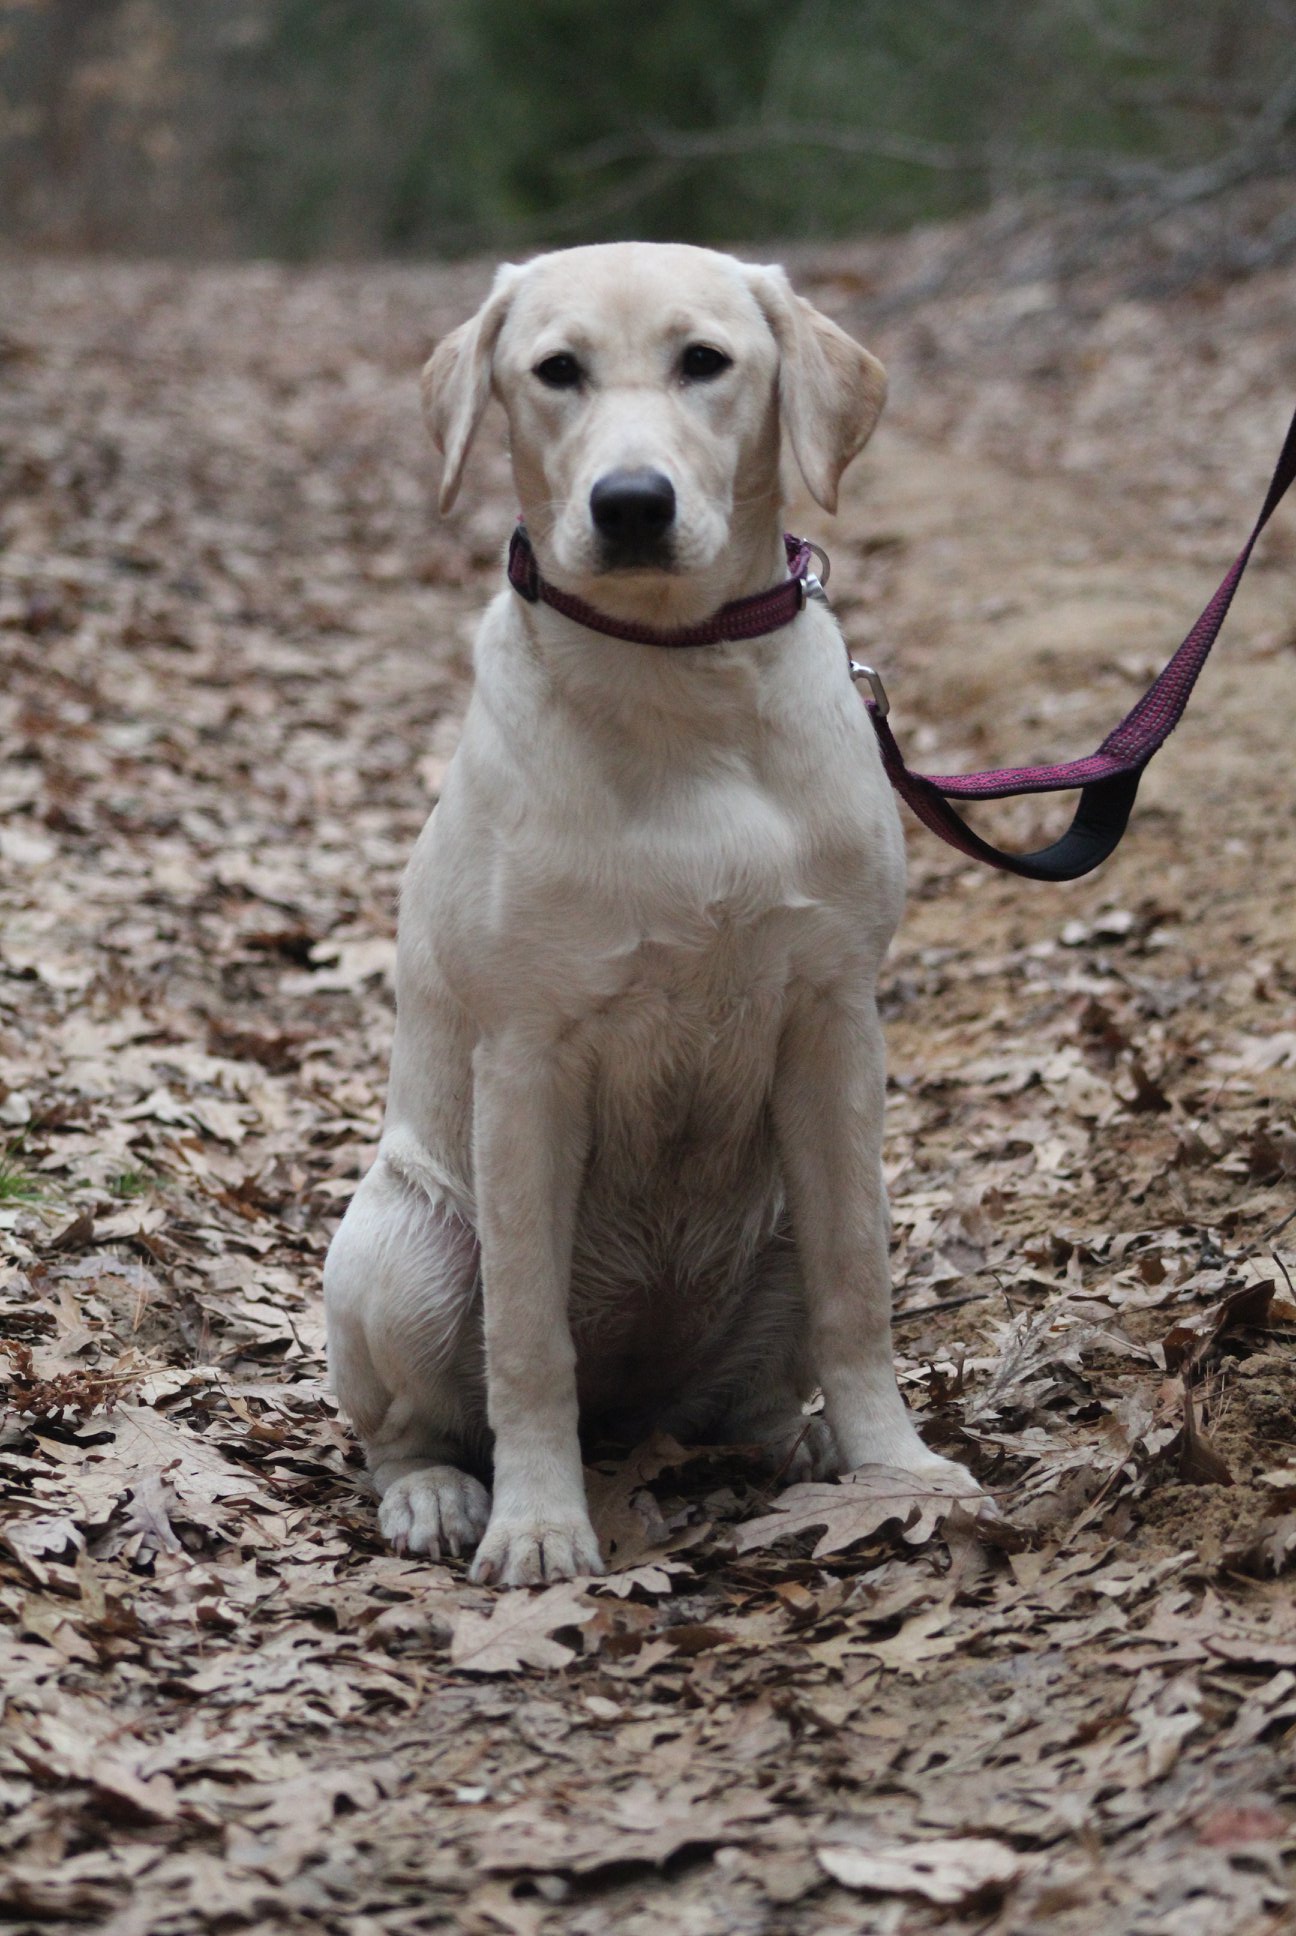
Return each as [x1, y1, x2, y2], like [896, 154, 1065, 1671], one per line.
[421, 264, 522, 514]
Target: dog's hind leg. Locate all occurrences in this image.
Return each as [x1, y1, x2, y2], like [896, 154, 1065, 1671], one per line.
[707, 1234, 839, 1482]
[728, 1392, 839, 1483]
[324, 1154, 490, 1558]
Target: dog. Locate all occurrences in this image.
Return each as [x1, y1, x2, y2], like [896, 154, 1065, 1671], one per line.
[324, 242, 978, 1587]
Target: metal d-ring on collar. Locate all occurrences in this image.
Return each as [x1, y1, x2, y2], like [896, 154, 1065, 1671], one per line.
[798, 541, 832, 607]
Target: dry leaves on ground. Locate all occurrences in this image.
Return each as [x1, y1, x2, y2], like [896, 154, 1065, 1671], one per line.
[2, 195, 1295, 1934]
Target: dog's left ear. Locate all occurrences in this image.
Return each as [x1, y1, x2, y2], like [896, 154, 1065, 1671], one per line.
[746, 266, 887, 514]
[422, 263, 522, 513]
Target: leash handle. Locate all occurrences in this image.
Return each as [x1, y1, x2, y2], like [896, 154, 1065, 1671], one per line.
[869, 403, 1296, 881]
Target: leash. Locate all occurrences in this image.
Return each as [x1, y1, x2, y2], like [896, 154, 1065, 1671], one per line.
[507, 403, 1296, 882]
[859, 404, 1296, 880]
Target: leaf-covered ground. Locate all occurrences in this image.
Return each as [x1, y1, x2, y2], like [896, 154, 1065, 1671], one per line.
[2, 213, 1295, 1935]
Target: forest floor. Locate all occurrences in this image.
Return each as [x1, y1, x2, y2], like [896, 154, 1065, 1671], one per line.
[1, 201, 1295, 1936]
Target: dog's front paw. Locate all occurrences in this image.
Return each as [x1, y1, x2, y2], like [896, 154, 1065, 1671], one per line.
[835, 1418, 982, 1500]
[379, 1465, 491, 1559]
[889, 1448, 983, 1498]
[469, 1511, 604, 1587]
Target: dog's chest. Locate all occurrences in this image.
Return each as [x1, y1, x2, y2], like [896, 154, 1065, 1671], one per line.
[580, 894, 803, 1177]
[556, 764, 860, 1170]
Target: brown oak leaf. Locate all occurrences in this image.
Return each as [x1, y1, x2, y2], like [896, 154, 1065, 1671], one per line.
[730, 1463, 984, 1560]
[448, 1581, 598, 1674]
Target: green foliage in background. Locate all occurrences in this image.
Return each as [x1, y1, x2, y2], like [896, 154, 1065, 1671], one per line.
[0, 0, 1291, 255]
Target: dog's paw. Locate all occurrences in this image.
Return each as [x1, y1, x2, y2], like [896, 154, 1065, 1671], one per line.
[836, 1420, 982, 1500]
[469, 1512, 604, 1588]
[888, 1448, 983, 1498]
[765, 1411, 839, 1484]
[378, 1465, 491, 1559]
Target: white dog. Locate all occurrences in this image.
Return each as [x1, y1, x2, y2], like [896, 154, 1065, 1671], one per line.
[324, 242, 977, 1587]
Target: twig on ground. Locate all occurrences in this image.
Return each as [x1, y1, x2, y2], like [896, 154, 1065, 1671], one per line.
[894, 1289, 989, 1324]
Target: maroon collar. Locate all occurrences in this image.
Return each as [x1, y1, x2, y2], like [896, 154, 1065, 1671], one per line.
[507, 525, 824, 647]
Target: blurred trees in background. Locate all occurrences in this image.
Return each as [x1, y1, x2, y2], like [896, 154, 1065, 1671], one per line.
[1, 0, 1294, 257]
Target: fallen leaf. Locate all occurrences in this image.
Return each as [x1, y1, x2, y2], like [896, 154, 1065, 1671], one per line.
[1193, 1803, 1291, 1849]
[449, 1582, 598, 1674]
[1176, 1380, 1234, 1486]
[729, 1464, 981, 1560]
[1163, 1282, 1276, 1375]
[1223, 1512, 1296, 1576]
[818, 1835, 1023, 1904]
[482, 1780, 776, 1874]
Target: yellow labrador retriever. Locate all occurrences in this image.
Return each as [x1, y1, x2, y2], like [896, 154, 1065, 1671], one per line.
[324, 242, 977, 1586]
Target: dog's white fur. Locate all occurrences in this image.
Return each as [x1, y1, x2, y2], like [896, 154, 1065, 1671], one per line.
[324, 242, 976, 1586]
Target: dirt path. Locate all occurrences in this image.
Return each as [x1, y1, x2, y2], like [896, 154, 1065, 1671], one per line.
[1, 243, 1294, 1936]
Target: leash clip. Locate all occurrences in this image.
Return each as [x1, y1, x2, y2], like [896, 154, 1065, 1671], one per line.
[850, 661, 890, 716]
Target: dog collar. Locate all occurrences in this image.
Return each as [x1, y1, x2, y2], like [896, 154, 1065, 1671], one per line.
[506, 524, 829, 648]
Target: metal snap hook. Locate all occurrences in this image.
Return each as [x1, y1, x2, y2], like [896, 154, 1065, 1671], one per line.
[849, 662, 890, 716]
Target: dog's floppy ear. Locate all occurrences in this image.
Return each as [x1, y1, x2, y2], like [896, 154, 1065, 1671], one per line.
[747, 266, 887, 514]
[421, 263, 522, 513]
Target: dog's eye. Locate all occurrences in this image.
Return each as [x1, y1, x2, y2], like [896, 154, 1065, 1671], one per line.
[534, 353, 582, 390]
[681, 344, 732, 382]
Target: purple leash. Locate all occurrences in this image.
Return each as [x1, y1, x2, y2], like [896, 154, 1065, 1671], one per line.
[867, 402, 1296, 879]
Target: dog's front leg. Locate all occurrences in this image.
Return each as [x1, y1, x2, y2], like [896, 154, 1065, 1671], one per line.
[774, 987, 977, 1490]
[469, 1034, 603, 1586]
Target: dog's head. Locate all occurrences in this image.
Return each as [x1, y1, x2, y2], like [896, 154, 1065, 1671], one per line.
[422, 243, 886, 619]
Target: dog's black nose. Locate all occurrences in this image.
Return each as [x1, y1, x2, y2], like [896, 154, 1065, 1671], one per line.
[589, 469, 676, 556]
